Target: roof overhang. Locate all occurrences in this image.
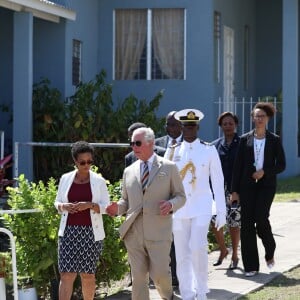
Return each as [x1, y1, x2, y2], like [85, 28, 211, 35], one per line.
[0, 0, 76, 23]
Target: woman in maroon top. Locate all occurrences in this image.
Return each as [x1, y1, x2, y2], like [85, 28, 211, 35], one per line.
[55, 141, 110, 300]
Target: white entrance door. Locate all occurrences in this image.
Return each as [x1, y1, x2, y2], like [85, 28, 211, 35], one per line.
[223, 26, 235, 112]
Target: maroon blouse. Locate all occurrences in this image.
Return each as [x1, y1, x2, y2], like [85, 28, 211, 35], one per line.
[67, 182, 92, 226]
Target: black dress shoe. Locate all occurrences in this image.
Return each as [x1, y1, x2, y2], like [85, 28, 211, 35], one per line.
[228, 258, 239, 270]
[213, 249, 229, 266]
[213, 259, 222, 266]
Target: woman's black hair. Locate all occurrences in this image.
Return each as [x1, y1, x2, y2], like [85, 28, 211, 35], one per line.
[217, 112, 239, 126]
[252, 102, 276, 118]
[71, 141, 94, 161]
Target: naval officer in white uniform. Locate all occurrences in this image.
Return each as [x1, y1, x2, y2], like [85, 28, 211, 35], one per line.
[164, 109, 226, 300]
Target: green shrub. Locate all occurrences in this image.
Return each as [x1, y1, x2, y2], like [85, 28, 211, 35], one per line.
[32, 70, 165, 183]
[0, 252, 13, 285]
[3, 174, 128, 298]
[3, 175, 59, 296]
[96, 181, 129, 284]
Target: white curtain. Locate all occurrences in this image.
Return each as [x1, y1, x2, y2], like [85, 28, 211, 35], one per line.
[115, 9, 147, 80]
[152, 9, 184, 79]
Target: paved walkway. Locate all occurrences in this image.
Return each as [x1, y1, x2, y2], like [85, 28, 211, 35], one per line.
[105, 201, 300, 299]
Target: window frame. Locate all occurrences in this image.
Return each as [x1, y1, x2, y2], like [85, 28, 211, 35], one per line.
[113, 8, 186, 81]
[72, 39, 82, 86]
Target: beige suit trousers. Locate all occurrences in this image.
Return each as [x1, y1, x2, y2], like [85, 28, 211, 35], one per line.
[124, 214, 173, 300]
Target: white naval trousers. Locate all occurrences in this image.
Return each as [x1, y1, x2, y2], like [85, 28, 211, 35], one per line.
[173, 215, 211, 300]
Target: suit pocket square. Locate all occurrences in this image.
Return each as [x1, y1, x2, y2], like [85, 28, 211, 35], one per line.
[158, 172, 167, 177]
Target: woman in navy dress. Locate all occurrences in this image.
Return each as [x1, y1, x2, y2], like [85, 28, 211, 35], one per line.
[211, 112, 241, 270]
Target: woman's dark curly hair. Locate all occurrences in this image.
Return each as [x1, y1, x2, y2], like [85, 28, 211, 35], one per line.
[71, 141, 94, 161]
[251, 102, 276, 118]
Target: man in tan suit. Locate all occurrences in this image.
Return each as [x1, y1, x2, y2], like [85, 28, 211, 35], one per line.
[107, 127, 186, 300]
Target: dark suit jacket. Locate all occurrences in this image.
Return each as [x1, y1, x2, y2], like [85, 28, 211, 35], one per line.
[155, 135, 169, 149]
[155, 135, 183, 150]
[125, 146, 166, 167]
[231, 130, 286, 193]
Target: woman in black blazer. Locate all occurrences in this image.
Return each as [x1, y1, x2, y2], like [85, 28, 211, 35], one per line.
[231, 102, 286, 277]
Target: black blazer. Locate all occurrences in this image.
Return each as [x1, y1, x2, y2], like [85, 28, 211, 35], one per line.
[155, 135, 169, 149]
[155, 135, 183, 149]
[231, 130, 286, 193]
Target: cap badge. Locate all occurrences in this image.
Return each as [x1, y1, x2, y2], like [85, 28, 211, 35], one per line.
[187, 111, 196, 120]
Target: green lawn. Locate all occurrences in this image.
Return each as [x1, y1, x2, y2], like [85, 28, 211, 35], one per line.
[274, 175, 300, 202]
[240, 175, 300, 300]
[239, 265, 300, 300]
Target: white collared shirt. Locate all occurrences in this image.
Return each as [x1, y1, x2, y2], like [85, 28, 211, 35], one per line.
[254, 137, 265, 171]
[167, 134, 182, 147]
[139, 153, 155, 173]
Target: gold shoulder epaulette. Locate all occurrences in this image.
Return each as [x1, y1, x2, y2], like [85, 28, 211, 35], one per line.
[200, 139, 210, 145]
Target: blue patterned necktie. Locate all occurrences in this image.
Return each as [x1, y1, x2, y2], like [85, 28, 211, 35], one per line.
[141, 162, 149, 193]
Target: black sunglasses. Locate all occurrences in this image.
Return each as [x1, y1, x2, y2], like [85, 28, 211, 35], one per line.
[130, 141, 142, 147]
[78, 160, 93, 166]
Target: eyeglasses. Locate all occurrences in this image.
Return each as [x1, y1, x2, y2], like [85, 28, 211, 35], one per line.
[254, 115, 267, 119]
[130, 141, 142, 147]
[78, 160, 93, 166]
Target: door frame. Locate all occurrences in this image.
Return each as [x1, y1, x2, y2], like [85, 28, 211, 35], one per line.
[223, 25, 235, 112]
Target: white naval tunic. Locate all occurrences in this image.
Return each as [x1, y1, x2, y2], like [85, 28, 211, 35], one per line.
[164, 139, 226, 299]
[165, 139, 226, 218]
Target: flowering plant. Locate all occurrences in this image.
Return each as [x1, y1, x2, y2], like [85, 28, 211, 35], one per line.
[0, 154, 14, 197]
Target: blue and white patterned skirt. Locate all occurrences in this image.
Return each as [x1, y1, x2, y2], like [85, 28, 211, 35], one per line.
[211, 204, 241, 228]
[58, 225, 103, 274]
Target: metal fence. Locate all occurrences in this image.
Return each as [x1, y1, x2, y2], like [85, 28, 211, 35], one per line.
[14, 142, 129, 179]
[214, 97, 282, 137]
[0, 209, 41, 300]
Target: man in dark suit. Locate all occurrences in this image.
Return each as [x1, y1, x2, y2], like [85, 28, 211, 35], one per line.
[107, 127, 186, 300]
[125, 122, 165, 167]
[155, 111, 183, 149]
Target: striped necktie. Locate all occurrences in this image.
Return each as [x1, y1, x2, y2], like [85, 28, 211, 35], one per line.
[141, 162, 149, 193]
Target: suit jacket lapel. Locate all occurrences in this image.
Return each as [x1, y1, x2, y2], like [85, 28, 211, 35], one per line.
[163, 136, 168, 148]
[148, 155, 161, 187]
[247, 130, 255, 167]
[262, 130, 271, 166]
[133, 161, 143, 188]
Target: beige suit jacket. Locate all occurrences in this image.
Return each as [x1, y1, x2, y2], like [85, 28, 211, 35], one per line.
[118, 154, 186, 241]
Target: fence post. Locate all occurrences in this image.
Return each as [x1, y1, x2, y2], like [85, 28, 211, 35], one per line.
[0, 228, 18, 300]
[0, 255, 6, 300]
[14, 142, 19, 180]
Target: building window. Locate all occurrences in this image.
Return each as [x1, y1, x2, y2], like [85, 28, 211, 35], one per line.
[72, 39, 82, 86]
[214, 11, 221, 83]
[114, 8, 185, 80]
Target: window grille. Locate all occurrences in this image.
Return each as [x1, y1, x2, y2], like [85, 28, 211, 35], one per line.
[114, 8, 185, 80]
[72, 39, 82, 86]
